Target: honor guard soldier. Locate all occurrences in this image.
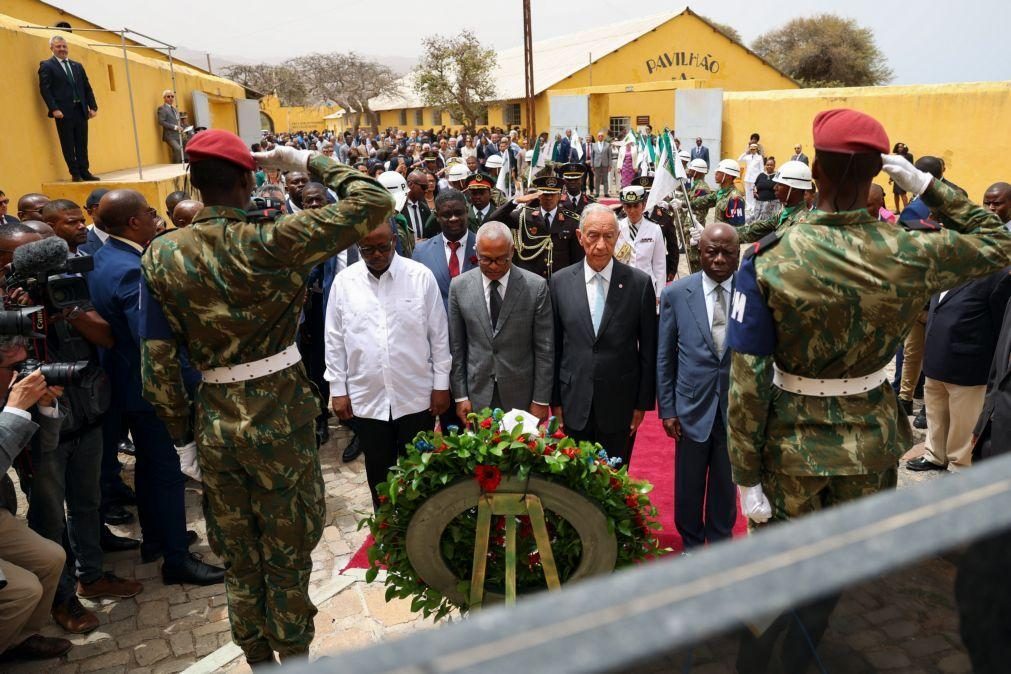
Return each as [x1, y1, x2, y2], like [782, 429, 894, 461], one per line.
[673, 158, 713, 273]
[558, 162, 596, 215]
[487, 174, 583, 279]
[139, 130, 393, 667]
[725, 109, 1011, 671]
[674, 158, 743, 271]
[615, 184, 667, 300]
[734, 160, 813, 243]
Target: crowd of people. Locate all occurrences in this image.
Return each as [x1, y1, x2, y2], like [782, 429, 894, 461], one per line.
[3, 78, 1011, 671]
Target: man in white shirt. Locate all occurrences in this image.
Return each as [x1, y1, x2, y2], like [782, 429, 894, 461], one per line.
[737, 144, 765, 218]
[324, 221, 451, 507]
[615, 185, 666, 302]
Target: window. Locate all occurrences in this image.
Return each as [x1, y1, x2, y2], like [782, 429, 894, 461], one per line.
[415, 109, 424, 126]
[504, 103, 521, 126]
[609, 116, 631, 138]
[399, 109, 407, 126]
[430, 108, 441, 126]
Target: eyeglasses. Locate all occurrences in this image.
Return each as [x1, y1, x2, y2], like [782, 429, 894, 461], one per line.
[478, 254, 512, 266]
[165, 95, 175, 99]
[0, 199, 8, 206]
[358, 241, 395, 256]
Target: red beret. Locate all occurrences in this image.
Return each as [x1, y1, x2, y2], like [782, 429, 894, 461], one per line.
[185, 129, 255, 170]
[812, 109, 890, 154]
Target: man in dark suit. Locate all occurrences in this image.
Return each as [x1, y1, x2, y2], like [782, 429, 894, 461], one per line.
[907, 267, 1011, 471]
[790, 144, 810, 165]
[401, 171, 431, 241]
[78, 188, 109, 255]
[0, 190, 19, 225]
[690, 137, 710, 166]
[657, 224, 739, 550]
[38, 35, 99, 182]
[551, 203, 657, 465]
[449, 221, 553, 422]
[88, 189, 224, 586]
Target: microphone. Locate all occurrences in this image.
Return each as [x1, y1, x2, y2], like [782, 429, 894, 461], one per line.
[11, 237, 69, 276]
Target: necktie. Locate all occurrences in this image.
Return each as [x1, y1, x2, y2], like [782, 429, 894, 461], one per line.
[411, 203, 421, 237]
[489, 279, 502, 328]
[629, 222, 639, 240]
[591, 273, 606, 335]
[544, 211, 552, 230]
[448, 240, 461, 278]
[712, 285, 727, 357]
[62, 60, 75, 86]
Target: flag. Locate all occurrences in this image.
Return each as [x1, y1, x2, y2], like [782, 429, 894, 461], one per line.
[527, 136, 542, 184]
[497, 148, 513, 198]
[571, 128, 583, 160]
[645, 146, 677, 213]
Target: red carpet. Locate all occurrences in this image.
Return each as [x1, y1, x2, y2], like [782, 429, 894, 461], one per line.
[342, 412, 746, 572]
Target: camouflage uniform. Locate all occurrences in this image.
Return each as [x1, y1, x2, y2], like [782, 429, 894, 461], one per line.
[734, 202, 808, 244]
[728, 179, 1011, 521]
[686, 183, 742, 271]
[139, 155, 393, 660]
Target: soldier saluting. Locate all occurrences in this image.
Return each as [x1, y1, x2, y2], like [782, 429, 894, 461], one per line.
[138, 130, 393, 667]
[726, 109, 1011, 671]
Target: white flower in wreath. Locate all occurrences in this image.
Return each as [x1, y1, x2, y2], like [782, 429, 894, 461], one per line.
[499, 409, 541, 436]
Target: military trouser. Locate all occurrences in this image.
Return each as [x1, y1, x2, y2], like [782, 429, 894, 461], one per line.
[199, 423, 325, 661]
[737, 468, 898, 673]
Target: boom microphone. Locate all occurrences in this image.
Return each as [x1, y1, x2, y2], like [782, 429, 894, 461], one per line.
[11, 237, 70, 275]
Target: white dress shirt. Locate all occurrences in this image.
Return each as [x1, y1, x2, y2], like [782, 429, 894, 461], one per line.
[473, 204, 491, 223]
[701, 272, 734, 330]
[324, 254, 451, 421]
[617, 216, 666, 299]
[89, 224, 110, 244]
[443, 235, 467, 269]
[541, 205, 558, 225]
[583, 258, 613, 308]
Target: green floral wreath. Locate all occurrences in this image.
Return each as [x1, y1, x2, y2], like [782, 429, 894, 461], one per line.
[361, 408, 664, 620]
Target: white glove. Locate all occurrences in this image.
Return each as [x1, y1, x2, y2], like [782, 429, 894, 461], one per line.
[739, 484, 772, 523]
[880, 154, 932, 196]
[670, 197, 684, 210]
[252, 146, 313, 172]
[689, 224, 704, 247]
[175, 442, 202, 482]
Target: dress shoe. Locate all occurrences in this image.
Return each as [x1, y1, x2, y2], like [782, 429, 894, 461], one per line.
[71, 175, 83, 182]
[342, 434, 362, 463]
[104, 503, 135, 525]
[162, 553, 226, 586]
[1, 634, 73, 660]
[118, 439, 136, 456]
[316, 421, 330, 446]
[51, 596, 99, 634]
[906, 456, 947, 472]
[141, 529, 199, 563]
[81, 173, 101, 181]
[106, 481, 137, 505]
[898, 397, 913, 416]
[101, 525, 140, 552]
[913, 407, 927, 429]
[78, 572, 143, 599]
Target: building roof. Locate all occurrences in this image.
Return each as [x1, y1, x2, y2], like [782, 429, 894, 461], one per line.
[370, 7, 796, 111]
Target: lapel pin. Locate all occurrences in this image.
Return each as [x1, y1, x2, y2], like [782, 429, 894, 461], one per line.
[618, 283, 623, 289]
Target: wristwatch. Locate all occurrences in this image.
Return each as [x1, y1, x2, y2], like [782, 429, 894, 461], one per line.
[64, 306, 84, 320]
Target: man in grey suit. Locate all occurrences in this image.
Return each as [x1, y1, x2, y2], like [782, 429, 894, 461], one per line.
[449, 222, 553, 422]
[551, 203, 657, 465]
[690, 137, 710, 167]
[657, 223, 740, 550]
[590, 131, 613, 198]
[157, 90, 183, 164]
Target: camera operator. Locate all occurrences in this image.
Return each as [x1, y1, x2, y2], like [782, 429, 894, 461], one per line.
[0, 342, 73, 661]
[12, 200, 142, 635]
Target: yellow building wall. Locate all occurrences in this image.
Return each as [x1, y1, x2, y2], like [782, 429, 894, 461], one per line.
[722, 81, 1011, 204]
[259, 95, 334, 133]
[0, 10, 245, 202]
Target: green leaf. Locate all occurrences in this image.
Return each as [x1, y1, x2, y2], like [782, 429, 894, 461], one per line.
[386, 585, 398, 602]
[365, 566, 379, 583]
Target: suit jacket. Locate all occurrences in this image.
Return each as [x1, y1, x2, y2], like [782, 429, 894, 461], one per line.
[157, 103, 181, 141]
[590, 141, 612, 169]
[38, 56, 97, 118]
[690, 145, 710, 165]
[401, 198, 431, 238]
[448, 266, 554, 410]
[0, 215, 20, 226]
[550, 259, 657, 432]
[412, 232, 478, 311]
[790, 153, 810, 165]
[923, 268, 1011, 386]
[553, 137, 571, 163]
[974, 298, 1011, 458]
[77, 226, 106, 256]
[656, 272, 734, 442]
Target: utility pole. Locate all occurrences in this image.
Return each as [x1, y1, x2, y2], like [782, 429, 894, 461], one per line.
[522, 0, 535, 138]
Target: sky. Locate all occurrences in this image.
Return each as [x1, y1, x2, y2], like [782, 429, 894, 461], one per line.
[52, 0, 1010, 86]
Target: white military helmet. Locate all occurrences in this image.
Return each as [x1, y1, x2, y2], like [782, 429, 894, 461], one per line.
[484, 154, 504, 169]
[773, 160, 813, 190]
[677, 149, 692, 164]
[688, 158, 708, 174]
[715, 158, 741, 178]
[378, 171, 408, 211]
[447, 163, 471, 183]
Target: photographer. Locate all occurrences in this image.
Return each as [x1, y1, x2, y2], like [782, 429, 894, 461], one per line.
[0, 343, 73, 661]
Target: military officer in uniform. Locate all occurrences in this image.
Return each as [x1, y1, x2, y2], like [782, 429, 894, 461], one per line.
[487, 174, 583, 279]
[734, 160, 813, 243]
[138, 130, 393, 667]
[725, 109, 1011, 672]
[558, 162, 595, 216]
[615, 184, 667, 301]
[465, 173, 496, 228]
[673, 159, 713, 273]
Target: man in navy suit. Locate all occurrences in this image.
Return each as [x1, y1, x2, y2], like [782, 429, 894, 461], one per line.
[657, 223, 739, 550]
[88, 189, 224, 586]
[690, 137, 710, 166]
[38, 35, 99, 182]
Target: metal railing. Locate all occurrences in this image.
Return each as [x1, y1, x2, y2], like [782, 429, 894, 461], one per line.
[290, 452, 1011, 673]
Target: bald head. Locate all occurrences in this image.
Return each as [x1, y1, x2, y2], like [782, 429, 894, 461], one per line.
[699, 223, 739, 283]
[98, 190, 147, 234]
[171, 200, 203, 228]
[21, 221, 55, 238]
[17, 194, 49, 221]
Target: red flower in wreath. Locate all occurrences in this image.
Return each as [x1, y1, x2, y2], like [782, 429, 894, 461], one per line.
[609, 476, 622, 490]
[625, 494, 639, 508]
[551, 430, 566, 440]
[480, 417, 493, 430]
[475, 465, 502, 492]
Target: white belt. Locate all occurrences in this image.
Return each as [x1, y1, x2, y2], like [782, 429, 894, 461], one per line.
[200, 344, 301, 385]
[772, 364, 889, 397]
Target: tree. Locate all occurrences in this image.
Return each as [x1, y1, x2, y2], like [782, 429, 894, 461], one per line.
[285, 52, 400, 129]
[751, 14, 893, 88]
[221, 64, 308, 106]
[413, 31, 497, 128]
[701, 15, 742, 44]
